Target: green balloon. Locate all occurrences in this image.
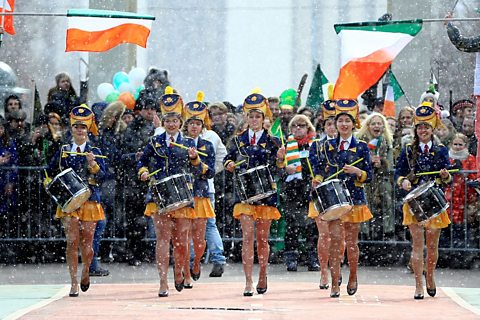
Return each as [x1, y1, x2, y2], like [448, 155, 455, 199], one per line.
[105, 91, 120, 103]
[134, 85, 145, 100]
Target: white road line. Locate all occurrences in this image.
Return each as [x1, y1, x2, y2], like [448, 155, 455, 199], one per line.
[4, 285, 70, 320]
[442, 287, 480, 316]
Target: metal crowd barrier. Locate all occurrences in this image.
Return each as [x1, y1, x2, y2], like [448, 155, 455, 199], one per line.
[0, 166, 479, 266]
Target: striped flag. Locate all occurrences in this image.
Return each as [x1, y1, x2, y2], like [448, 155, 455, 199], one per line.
[0, 0, 15, 35]
[333, 20, 422, 100]
[66, 9, 155, 52]
[383, 84, 395, 117]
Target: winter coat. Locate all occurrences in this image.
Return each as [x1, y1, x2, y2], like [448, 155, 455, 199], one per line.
[447, 23, 480, 53]
[445, 154, 477, 224]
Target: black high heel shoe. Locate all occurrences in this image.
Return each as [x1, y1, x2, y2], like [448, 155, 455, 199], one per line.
[69, 285, 79, 297]
[80, 282, 90, 292]
[158, 290, 169, 297]
[414, 293, 424, 300]
[319, 283, 330, 290]
[424, 273, 436, 297]
[243, 290, 254, 297]
[346, 277, 357, 296]
[184, 282, 193, 289]
[191, 268, 201, 281]
[175, 278, 185, 292]
[330, 291, 340, 298]
[256, 277, 267, 294]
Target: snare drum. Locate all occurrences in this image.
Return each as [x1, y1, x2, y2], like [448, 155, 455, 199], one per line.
[152, 173, 194, 214]
[235, 165, 276, 203]
[403, 181, 449, 223]
[46, 168, 91, 213]
[312, 179, 353, 221]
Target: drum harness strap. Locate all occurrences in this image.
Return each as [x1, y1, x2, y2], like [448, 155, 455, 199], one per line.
[150, 136, 169, 177]
[233, 135, 250, 170]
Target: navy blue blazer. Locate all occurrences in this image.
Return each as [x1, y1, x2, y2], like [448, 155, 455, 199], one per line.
[224, 130, 281, 206]
[309, 136, 372, 205]
[394, 142, 451, 188]
[47, 142, 106, 203]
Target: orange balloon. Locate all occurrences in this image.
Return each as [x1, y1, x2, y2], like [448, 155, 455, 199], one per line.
[118, 92, 135, 110]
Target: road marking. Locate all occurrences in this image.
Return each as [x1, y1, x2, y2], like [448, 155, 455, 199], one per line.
[442, 287, 480, 316]
[3, 285, 69, 320]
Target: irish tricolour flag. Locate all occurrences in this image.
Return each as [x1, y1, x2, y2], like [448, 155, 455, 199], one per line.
[333, 20, 422, 100]
[66, 9, 155, 52]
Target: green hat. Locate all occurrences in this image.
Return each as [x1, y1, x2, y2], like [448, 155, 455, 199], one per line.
[279, 88, 298, 110]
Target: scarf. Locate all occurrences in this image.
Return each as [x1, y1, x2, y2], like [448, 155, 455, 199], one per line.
[285, 132, 315, 182]
[449, 148, 469, 160]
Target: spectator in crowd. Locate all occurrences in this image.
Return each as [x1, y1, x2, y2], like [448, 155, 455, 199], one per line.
[393, 106, 415, 162]
[386, 116, 397, 135]
[3, 94, 22, 119]
[356, 112, 395, 240]
[445, 133, 478, 248]
[120, 95, 156, 266]
[373, 97, 385, 114]
[313, 107, 324, 135]
[121, 109, 135, 127]
[461, 116, 477, 156]
[451, 99, 474, 133]
[268, 96, 281, 121]
[297, 106, 314, 123]
[278, 114, 319, 272]
[0, 119, 18, 238]
[435, 118, 457, 147]
[209, 102, 236, 146]
[47, 72, 80, 120]
[30, 114, 62, 166]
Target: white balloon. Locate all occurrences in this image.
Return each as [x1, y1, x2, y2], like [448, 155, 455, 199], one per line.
[128, 67, 147, 88]
[118, 82, 133, 93]
[97, 82, 115, 101]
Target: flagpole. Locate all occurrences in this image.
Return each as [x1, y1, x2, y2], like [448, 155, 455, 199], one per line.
[422, 17, 480, 23]
[0, 0, 6, 47]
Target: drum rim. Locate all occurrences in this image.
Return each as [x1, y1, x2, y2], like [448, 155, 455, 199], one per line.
[319, 178, 341, 186]
[158, 199, 193, 214]
[403, 180, 436, 202]
[156, 173, 189, 184]
[242, 164, 269, 174]
[61, 188, 92, 213]
[242, 190, 276, 203]
[322, 203, 352, 219]
[52, 168, 75, 181]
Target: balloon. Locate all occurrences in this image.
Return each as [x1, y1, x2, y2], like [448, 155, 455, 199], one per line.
[112, 71, 129, 90]
[105, 91, 120, 103]
[134, 85, 145, 99]
[118, 81, 132, 93]
[128, 67, 146, 88]
[97, 82, 115, 101]
[119, 92, 136, 110]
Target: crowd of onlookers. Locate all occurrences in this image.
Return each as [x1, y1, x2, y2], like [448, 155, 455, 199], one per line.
[0, 68, 479, 266]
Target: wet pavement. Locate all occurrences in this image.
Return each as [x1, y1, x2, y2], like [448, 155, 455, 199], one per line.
[0, 262, 479, 319]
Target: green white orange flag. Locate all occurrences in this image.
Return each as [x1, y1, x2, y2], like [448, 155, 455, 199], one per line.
[333, 20, 422, 100]
[0, 0, 15, 35]
[66, 9, 155, 52]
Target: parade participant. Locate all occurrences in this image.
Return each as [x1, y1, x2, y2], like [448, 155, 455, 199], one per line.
[138, 86, 203, 297]
[224, 91, 281, 296]
[308, 100, 341, 290]
[309, 99, 372, 298]
[280, 114, 319, 272]
[181, 92, 216, 287]
[44, 105, 105, 297]
[394, 102, 451, 299]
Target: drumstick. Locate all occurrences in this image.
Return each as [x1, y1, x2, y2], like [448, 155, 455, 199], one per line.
[325, 157, 364, 181]
[147, 168, 162, 178]
[44, 169, 49, 180]
[416, 168, 459, 176]
[170, 141, 208, 157]
[306, 157, 314, 179]
[62, 151, 107, 158]
[234, 160, 246, 167]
